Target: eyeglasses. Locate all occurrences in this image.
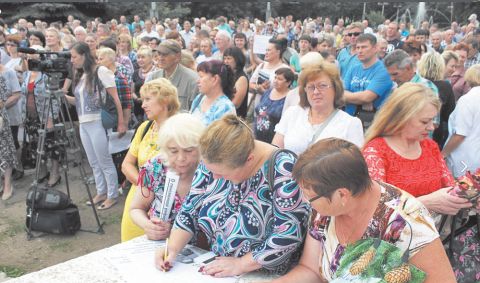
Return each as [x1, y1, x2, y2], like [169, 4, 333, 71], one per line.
[308, 194, 323, 203]
[347, 32, 362, 37]
[305, 83, 332, 93]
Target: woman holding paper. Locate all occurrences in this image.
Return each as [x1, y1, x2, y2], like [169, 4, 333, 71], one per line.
[129, 113, 205, 240]
[120, 78, 180, 242]
[155, 114, 309, 277]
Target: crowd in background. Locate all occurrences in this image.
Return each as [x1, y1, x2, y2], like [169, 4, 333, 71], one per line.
[0, 10, 479, 282]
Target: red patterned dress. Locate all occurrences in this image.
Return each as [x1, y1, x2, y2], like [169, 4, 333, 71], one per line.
[362, 137, 454, 197]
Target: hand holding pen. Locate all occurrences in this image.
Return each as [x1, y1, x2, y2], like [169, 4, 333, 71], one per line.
[155, 238, 176, 272]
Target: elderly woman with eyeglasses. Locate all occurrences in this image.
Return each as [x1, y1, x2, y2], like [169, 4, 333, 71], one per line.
[272, 63, 364, 155]
[272, 138, 456, 283]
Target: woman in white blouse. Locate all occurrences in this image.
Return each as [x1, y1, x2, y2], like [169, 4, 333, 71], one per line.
[272, 63, 363, 155]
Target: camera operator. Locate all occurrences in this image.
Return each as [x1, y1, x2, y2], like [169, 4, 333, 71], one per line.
[64, 42, 126, 210]
[21, 45, 62, 187]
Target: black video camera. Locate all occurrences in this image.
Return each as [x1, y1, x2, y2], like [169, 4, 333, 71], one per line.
[19, 47, 70, 74]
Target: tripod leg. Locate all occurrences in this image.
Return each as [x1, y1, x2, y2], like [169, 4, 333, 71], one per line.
[26, 92, 52, 240]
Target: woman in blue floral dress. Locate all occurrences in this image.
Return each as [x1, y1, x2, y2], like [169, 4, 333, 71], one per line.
[155, 114, 309, 277]
[190, 60, 236, 126]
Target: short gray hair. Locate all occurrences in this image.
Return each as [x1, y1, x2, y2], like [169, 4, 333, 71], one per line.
[384, 49, 414, 69]
[157, 113, 205, 166]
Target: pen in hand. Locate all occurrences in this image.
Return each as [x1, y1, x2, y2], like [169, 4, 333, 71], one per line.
[163, 238, 169, 272]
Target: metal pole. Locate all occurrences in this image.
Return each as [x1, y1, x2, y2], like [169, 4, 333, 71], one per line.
[450, 2, 454, 23]
[381, 3, 385, 17]
[266, 2, 271, 22]
[362, 3, 366, 21]
[150, 2, 156, 19]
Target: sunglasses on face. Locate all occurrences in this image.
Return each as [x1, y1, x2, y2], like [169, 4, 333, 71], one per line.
[347, 32, 362, 37]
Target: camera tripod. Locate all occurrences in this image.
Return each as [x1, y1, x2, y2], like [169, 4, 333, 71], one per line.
[26, 72, 104, 239]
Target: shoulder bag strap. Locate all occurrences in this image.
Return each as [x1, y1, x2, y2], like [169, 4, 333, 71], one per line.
[94, 66, 105, 106]
[190, 94, 204, 113]
[309, 109, 339, 146]
[267, 148, 297, 192]
[141, 120, 154, 141]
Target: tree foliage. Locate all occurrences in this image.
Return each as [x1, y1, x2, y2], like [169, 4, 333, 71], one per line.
[0, 2, 477, 27]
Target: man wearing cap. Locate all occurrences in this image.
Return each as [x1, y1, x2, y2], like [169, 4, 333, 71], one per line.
[146, 39, 198, 110]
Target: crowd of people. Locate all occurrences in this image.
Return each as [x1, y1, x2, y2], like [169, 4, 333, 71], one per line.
[0, 11, 479, 282]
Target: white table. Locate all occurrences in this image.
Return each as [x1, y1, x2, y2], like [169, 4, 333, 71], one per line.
[8, 236, 277, 283]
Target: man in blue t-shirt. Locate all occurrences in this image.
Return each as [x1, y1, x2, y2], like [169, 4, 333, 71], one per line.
[343, 33, 393, 130]
[337, 22, 363, 80]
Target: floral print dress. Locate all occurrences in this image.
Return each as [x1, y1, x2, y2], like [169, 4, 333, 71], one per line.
[174, 150, 310, 274]
[309, 182, 439, 281]
[137, 154, 185, 222]
[254, 88, 285, 143]
[0, 72, 19, 170]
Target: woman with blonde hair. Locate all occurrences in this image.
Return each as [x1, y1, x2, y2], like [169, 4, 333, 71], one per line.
[363, 83, 472, 215]
[155, 114, 309, 276]
[117, 33, 137, 68]
[443, 64, 480, 179]
[417, 52, 456, 148]
[45, 27, 64, 52]
[441, 50, 459, 79]
[120, 78, 180, 241]
[131, 46, 157, 123]
[130, 113, 205, 240]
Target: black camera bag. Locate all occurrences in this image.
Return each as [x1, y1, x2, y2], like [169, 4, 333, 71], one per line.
[26, 204, 81, 235]
[26, 188, 72, 210]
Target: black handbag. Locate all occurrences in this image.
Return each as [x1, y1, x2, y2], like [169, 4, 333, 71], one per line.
[26, 204, 81, 235]
[355, 105, 376, 132]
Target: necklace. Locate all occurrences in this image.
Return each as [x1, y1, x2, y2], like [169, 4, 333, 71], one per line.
[148, 121, 160, 149]
[335, 190, 375, 247]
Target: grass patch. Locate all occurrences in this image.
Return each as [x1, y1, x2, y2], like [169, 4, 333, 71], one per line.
[0, 265, 26, 278]
[101, 213, 122, 225]
[0, 220, 25, 242]
[49, 241, 72, 252]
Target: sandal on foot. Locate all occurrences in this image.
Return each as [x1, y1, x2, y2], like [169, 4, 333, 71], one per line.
[86, 195, 107, 206]
[2, 185, 14, 201]
[97, 199, 118, 210]
[38, 172, 50, 183]
[46, 176, 61, 188]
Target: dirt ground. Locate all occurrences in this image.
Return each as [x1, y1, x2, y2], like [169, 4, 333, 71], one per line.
[0, 163, 127, 277]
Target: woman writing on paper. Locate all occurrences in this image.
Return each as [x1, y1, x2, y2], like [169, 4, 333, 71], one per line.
[155, 115, 309, 277]
[129, 113, 205, 240]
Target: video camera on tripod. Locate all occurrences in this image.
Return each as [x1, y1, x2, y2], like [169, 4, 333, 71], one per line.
[18, 47, 105, 238]
[18, 47, 70, 75]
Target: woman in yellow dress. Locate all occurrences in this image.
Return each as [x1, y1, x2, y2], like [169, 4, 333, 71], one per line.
[120, 78, 180, 241]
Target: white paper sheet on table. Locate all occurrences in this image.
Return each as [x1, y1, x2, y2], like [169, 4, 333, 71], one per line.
[107, 238, 237, 283]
